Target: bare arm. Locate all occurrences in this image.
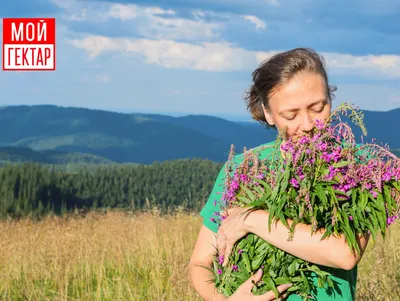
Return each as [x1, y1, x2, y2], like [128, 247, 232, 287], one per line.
[189, 225, 226, 301]
[245, 210, 370, 270]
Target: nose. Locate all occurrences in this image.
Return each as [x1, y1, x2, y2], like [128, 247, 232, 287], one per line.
[300, 113, 314, 133]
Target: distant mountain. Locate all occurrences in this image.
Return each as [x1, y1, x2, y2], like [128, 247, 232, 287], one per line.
[0, 146, 115, 164]
[0, 105, 398, 164]
[238, 109, 400, 151]
[0, 105, 270, 164]
[150, 114, 277, 152]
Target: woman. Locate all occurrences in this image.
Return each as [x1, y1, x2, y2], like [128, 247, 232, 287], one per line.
[189, 48, 370, 301]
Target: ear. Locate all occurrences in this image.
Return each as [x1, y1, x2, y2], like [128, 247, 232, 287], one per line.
[261, 103, 275, 126]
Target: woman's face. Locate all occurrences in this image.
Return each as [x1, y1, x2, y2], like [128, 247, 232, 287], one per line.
[262, 71, 332, 142]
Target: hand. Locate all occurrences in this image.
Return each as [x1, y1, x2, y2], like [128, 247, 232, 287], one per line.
[217, 207, 253, 266]
[227, 269, 292, 301]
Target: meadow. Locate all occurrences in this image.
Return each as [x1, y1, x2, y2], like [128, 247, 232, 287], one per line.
[0, 209, 399, 301]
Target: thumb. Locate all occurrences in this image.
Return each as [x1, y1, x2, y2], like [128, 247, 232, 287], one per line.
[243, 269, 263, 292]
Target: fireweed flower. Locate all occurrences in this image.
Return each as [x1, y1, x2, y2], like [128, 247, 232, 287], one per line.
[212, 104, 400, 301]
[230, 180, 240, 190]
[315, 119, 324, 130]
[289, 177, 300, 188]
[298, 136, 310, 144]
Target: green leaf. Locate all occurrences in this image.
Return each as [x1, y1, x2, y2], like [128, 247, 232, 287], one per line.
[332, 161, 353, 168]
[252, 185, 264, 196]
[392, 181, 400, 191]
[237, 195, 252, 205]
[240, 184, 256, 202]
[315, 185, 328, 206]
[236, 238, 248, 250]
[300, 270, 310, 292]
[247, 234, 254, 245]
[349, 208, 360, 229]
[250, 177, 272, 194]
[280, 168, 291, 193]
[288, 261, 297, 276]
[265, 276, 279, 297]
[278, 210, 290, 229]
[247, 195, 270, 208]
[327, 186, 339, 206]
[251, 253, 266, 270]
[321, 224, 332, 241]
[242, 252, 251, 273]
[351, 189, 357, 205]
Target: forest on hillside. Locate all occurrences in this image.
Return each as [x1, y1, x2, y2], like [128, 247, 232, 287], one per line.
[1, 147, 399, 220]
[0, 159, 223, 219]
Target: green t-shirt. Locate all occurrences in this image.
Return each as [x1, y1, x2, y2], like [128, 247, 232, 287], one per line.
[200, 141, 358, 301]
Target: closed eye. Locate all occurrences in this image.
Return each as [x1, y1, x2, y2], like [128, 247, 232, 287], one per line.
[311, 104, 325, 113]
[283, 115, 296, 121]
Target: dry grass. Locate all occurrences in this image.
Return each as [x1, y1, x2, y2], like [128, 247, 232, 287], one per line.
[0, 210, 399, 301]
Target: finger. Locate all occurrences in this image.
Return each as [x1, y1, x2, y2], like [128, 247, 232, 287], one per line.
[254, 283, 292, 301]
[240, 268, 263, 293]
[223, 243, 233, 267]
[216, 229, 223, 251]
[216, 234, 226, 259]
[254, 290, 276, 301]
[275, 283, 292, 295]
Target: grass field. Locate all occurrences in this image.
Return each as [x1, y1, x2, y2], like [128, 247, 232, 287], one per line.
[0, 210, 399, 301]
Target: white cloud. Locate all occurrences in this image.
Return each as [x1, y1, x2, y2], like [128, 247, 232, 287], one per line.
[103, 4, 220, 41]
[388, 95, 400, 105]
[64, 8, 87, 21]
[243, 15, 267, 30]
[68, 36, 258, 71]
[107, 4, 139, 21]
[142, 15, 221, 41]
[334, 84, 400, 112]
[191, 10, 205, 20]
[321, 52, 400, 78]
[51, 0, 77, 10]
[266, 0, 280, 6]
[68, 35, 400, 79]
[142, 6, 176, 16]
[95, 74, 111, 83]
[106, 4, 176, 21]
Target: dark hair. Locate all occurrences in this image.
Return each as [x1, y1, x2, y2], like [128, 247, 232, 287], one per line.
[244, 47, 337, 127]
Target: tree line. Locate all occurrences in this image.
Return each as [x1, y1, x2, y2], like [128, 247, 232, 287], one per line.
[0, 159, 223, 219]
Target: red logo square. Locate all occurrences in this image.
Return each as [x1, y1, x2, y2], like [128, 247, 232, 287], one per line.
[2, 18, 56, 71]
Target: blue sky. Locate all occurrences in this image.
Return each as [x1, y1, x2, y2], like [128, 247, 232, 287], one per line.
[1, 0, 399, 121]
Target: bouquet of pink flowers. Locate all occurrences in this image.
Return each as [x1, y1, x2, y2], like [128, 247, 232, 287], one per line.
[209, 103, 400, 300]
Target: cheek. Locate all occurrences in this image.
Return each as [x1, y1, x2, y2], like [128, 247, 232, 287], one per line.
[275, 119, 299, 138]
[313, 110, 330, 124]
[320, 105, 332, 119]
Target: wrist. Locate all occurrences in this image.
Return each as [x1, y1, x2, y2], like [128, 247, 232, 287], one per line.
[213, 291, 227, 301]
[244, 209, 267, 233]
